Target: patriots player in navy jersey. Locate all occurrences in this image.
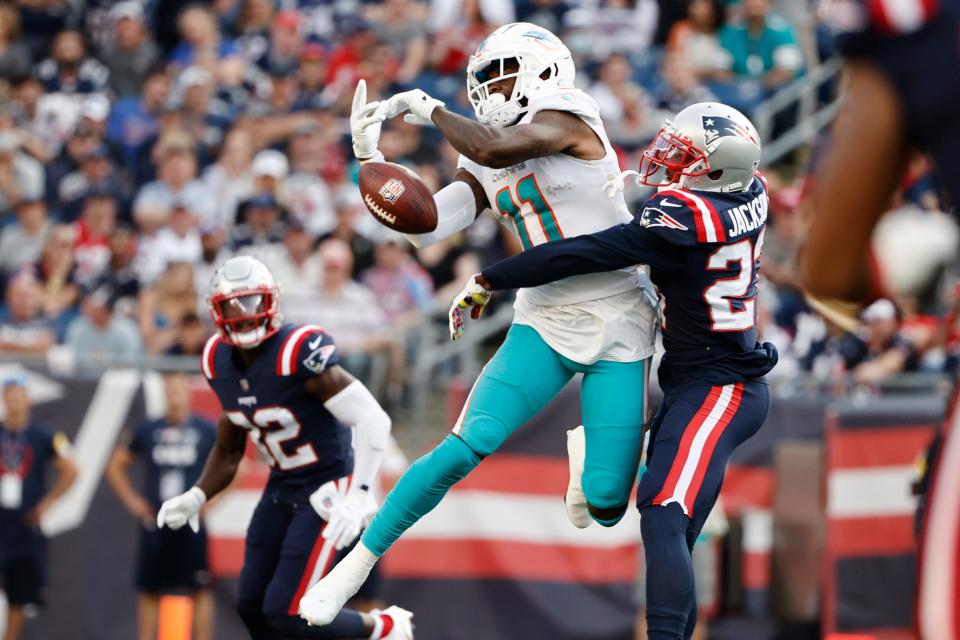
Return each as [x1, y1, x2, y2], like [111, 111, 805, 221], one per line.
[155, 256, 413, 640]
[450, 102, 778, 640]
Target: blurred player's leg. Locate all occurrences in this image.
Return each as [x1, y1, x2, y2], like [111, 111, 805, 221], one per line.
[637, 381, 769, 639]
[192, 589, 214, 640]
[137, 594, 159, 640]
[304, 324, 574, 624]
[579, 357, 649, 526]
[237, 493, 294, 639]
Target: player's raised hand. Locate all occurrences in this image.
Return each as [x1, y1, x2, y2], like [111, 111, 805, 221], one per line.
[351, 79, 385, 161]
[449, 275, 493, 341]
[156, 486, 206, 533]
[320, 486, 378, 550]
[376, 89, 445, 126]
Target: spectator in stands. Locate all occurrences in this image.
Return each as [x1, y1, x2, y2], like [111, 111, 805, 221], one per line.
[666, 0, 729, 80]
[284, 238, 388, 352]
[319, 195, 376, 277]
[138, 262, 198, 354]
[92, 225, 141, 313]
[193, 223, 231, 294]
[200, 127, 255, 230]
[0, 4, 31, 80]
[234, 0, 276, 67]
[169, 5, 239, 69]
[138, 200, 202, 283]
[134, 133, 210, 234]
[250, 148, 288, 205]
[165, 310, 206, 355]
[176, 66, 230, 161]
[272, 221, 322, 301]
[0, 372, 78, 640]
[717, 0, 803, 90]
[35, 29, 110, 100]
[31, 225, 80, 322]
[45, 124, 100, 215]
[104, 2, 161, 99]
[655, 52, 718, 113]
[0, 198, 49, 276]
[262, 10, 303, 74]
[417, 232, 481, 302]
[428, 0, 496, 77]
[369, 0, 429, 86]
[361, 239, 434, 328]
[106, 68, 170, 167]
[231, 193, 286, 263]
[0, 272, 55, 354]
[605, 84, 663, 152]
[284, 121, 335, 236]
[297, 44, 328, 108]
[57, 144, 123, 221]
[10, 76, 58, 163]
[590, 52, 652, 123]
[66, 284, 143, 360]
[0, 131, 43, 212]
[326, 17, 378, 94]
[73, 189, 118, 288]
[843, 299, 919, 385]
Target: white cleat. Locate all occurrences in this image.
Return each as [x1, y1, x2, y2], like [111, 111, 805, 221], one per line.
[299, 542, 378, 626]
[372, 605, 414, 639]
[565, 425, 593, 529]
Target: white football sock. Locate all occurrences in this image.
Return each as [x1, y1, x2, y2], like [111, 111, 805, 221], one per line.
[299, 542, 379, 626]
[565, 425, 593, 529]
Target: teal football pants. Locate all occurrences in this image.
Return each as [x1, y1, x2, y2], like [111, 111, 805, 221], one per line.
[362, 324, 649, 556]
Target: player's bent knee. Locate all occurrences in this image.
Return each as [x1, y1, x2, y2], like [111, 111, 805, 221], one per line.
[424, 434, 483, 482]
[583, 471, 632, 526]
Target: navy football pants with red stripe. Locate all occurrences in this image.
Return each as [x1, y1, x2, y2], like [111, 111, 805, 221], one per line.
[636, 380, 770, 640]
[237, 482, 366, 639]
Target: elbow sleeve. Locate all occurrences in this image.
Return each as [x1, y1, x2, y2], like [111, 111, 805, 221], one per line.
[403, 180, 477, 249]
[324, 380, 392, 489]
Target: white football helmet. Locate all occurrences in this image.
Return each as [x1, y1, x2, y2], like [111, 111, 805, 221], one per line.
[639, 102, 761, 192]
[208, 256, 282, 349]
[467, 22, 576, 128]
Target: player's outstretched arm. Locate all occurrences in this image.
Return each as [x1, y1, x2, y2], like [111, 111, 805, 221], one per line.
[306, 365, 392, 550]
[480, 221, 664, 290]
[432, 108, 596, 168]
[158, 415, 246, 532]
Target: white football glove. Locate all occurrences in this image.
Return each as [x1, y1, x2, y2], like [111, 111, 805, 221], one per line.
[351, 79, 386, 161]
[316, 485, 378, 550]
[376, 89, 445, 126]
[156, 486, 206, 533]
[449, 275, 493, 341]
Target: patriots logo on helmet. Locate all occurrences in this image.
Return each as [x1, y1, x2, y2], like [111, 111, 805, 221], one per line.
[702, 115, 759, 147]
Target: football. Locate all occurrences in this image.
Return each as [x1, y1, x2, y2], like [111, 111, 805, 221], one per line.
[358, 161, 438, 234]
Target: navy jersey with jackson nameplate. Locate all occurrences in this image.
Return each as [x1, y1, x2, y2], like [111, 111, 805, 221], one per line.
[481, 175, 778, 392]
[201, 324, 353, 487]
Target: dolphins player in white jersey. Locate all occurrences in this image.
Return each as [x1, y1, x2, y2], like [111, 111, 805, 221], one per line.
[299, 22, 657, 625]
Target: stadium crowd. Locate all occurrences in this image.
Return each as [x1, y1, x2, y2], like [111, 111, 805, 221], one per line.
[0, 0, 951, 393]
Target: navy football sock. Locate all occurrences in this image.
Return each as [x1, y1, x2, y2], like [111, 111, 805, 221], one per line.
[268, 609, 365, 638]
[641, 503, 695, 640]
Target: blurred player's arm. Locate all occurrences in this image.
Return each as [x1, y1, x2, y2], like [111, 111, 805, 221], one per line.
[432, 108, 601, 168]
[478, 221, 674, 290]
[158, 414, 245, 532]
[195, 414, 248, 499]
[27, 433, 77, 526]
[798, 59, 907, 302]
[105, 442, 155, 523]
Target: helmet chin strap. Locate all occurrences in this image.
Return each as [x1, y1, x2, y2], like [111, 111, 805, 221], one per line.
[483, 92, 523, 128]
